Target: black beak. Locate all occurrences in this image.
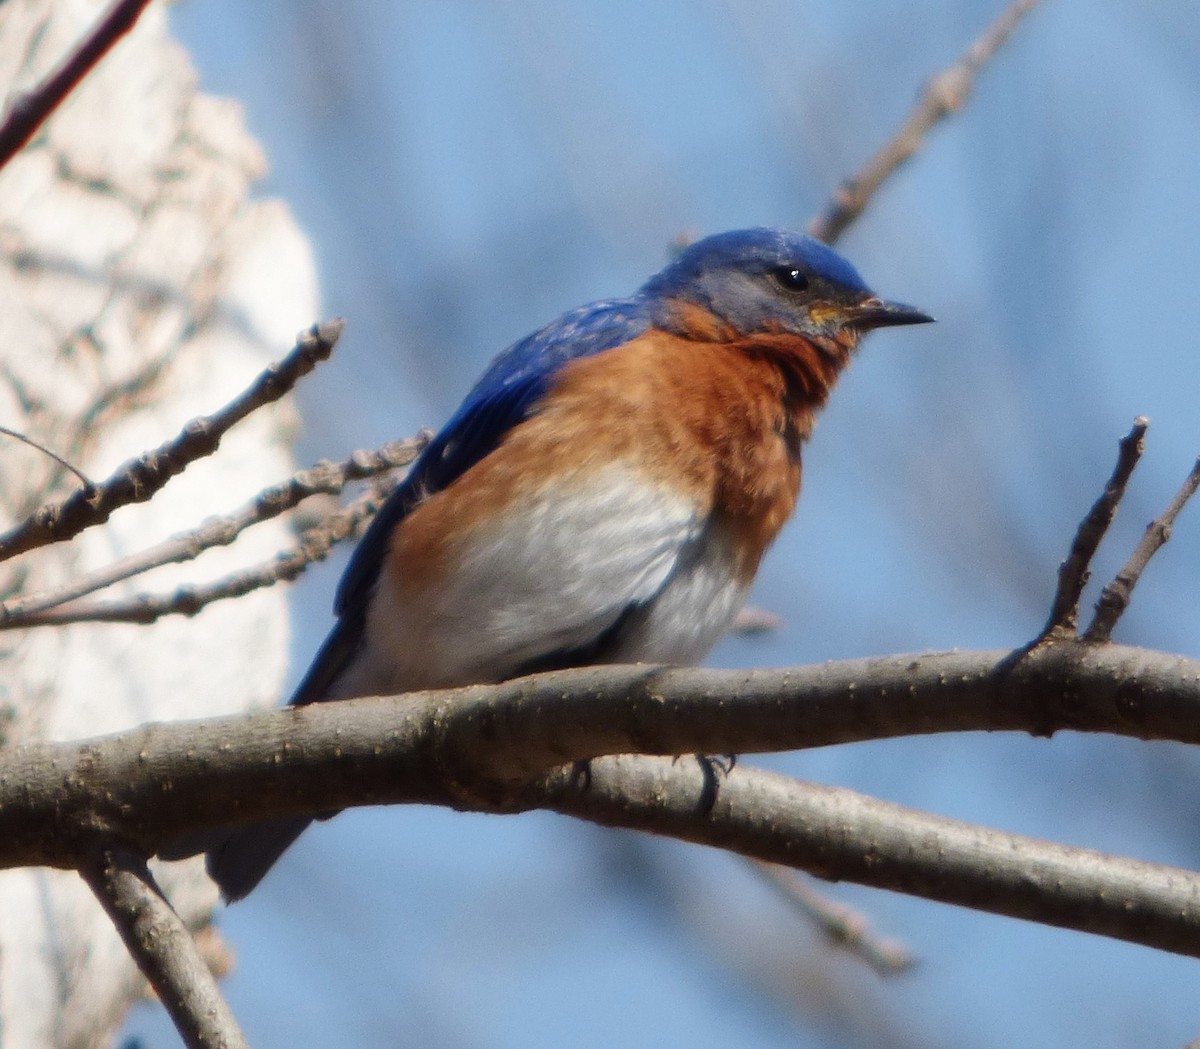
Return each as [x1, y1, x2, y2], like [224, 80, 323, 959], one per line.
[848, 296, 935, 330]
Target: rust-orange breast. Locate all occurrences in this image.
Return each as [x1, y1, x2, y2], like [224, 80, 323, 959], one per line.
[386, 326, 845, 598]
[525, 329, 817, 582]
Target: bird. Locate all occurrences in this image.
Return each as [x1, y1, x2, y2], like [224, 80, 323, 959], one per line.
[179, 226, 932, 901]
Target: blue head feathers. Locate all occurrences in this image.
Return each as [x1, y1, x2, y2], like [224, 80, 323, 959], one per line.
[643, 227, 870, 299]
[639, 226, 931, 339]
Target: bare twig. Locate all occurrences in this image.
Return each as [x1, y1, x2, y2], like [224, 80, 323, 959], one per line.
[80, 846, 248, 1049]
[0, 0, 156, 171]
[807, 0, 1042, 245]
[0, 319, 343, 564]
[0, 424, 93, 490]
[1085, 457, 1200, 643]
[750, 860, 916, 976]
[0, 435, 426, 624]
[3, 472, 400, 627]
[1039, 418, 1149, 641]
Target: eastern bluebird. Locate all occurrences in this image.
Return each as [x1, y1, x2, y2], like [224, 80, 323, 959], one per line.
[185, 227, 931, 900]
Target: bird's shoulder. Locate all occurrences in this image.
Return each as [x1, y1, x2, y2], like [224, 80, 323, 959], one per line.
[331, 296, 653, 621]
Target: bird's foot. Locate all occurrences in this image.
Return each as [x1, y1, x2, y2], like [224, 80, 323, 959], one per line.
[682, 752, 736, 815]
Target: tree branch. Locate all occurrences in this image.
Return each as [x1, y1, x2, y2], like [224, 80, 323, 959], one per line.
[807, 0, 1043, 245]
[80, 846, 248, 1049]
[0, 424, 93, 491]
[0, 319, 343, 563]
[0, 0, 155, 171]
[750, 860, 915, 975]
[1085, 455, 1200, 642]
[534, 756, 1200, 959]
[5, 643, 1200, 913]
[7, 640, 1199, 958]
[0, 434, 426, 626]
[4, 474, 395, 626]
[1041, 417, 1149, 640]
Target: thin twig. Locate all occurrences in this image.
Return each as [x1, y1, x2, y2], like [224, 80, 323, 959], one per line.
[3, 473, 399, 628]
[807, 0, 1043, 245]
[0, 424, 93, 491]
[0, 435, 426, 623]
[1085, 457, 1200, 643]
[80, 846, 249, 1049]
[750, 860, 916, 976]
[1039, 418, 1149, 641]
[0, 319, 344, 564]
[0, 0, 156, 171]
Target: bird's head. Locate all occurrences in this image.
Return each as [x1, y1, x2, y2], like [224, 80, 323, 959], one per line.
[641, 227, 932, 350]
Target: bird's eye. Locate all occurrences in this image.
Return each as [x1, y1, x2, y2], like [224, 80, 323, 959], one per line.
[773, 267, 810, 293]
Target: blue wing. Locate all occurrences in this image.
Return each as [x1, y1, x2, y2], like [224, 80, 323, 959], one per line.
[289, 296, 652, 705]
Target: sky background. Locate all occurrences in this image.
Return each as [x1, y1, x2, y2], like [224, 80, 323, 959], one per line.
[122, 1, 1200, 1046]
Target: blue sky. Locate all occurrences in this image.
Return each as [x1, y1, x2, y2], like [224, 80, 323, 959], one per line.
[125, 2, 1200, 1046]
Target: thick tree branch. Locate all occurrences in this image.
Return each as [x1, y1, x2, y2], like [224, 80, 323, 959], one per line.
[4, 642, 1200, 864]
[0, 319, 343, 564]
[807, 0, 1043, 244]
[534, 757, 1200, 959]
[9, 639, 1200, 957]
[81, 846, 248, 1049]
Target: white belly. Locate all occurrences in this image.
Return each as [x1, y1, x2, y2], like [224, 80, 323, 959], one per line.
[601, 523, 749, 665]
[333, 465, 747, 697]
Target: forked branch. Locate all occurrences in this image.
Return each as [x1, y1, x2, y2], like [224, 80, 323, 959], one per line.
[1038, 419, 1200, 645]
